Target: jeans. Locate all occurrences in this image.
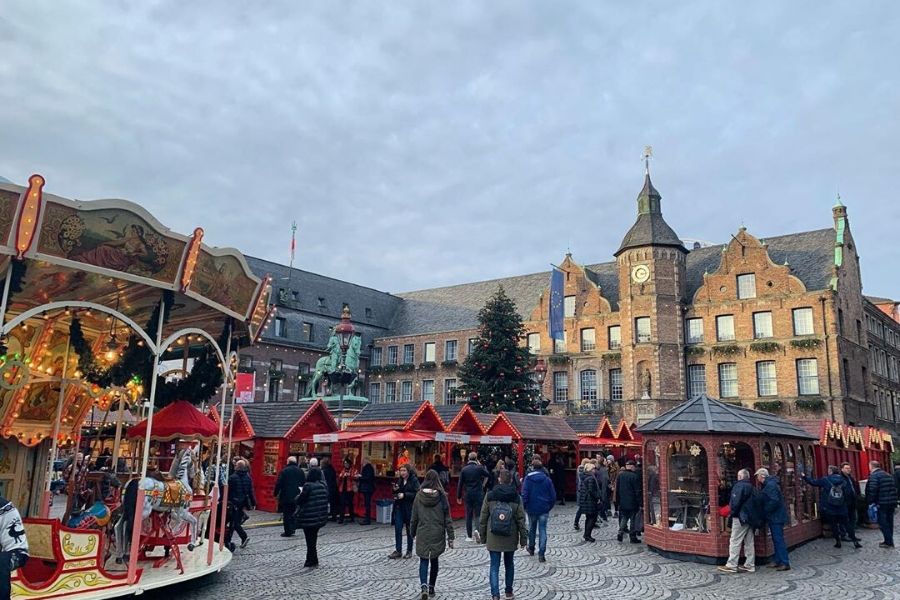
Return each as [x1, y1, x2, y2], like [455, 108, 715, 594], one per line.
[394, 503, 413, 553]
[725, 519, 755, 569]
[361, 491, 374, 522]
[769, 522, 789, 566]
[489, 550, 515, 598]
[419, 557, 439, 587]
[280, 501, 296, 536]
[465, 493, 483, 538]
[618, 509, 638, 537]
[527, 512, 549, 556]
[877, 504, 896, 545]
[302, 526, 320, 566]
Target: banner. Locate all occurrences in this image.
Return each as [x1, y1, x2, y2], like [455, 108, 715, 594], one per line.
[235, 372, 256, 404]
[549, 268, 565, 341]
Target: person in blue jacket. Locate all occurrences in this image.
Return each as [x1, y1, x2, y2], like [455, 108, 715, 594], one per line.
[755, 468, 790, 570]
[801, 465, 858, 549]
[521, 457, 556, 562]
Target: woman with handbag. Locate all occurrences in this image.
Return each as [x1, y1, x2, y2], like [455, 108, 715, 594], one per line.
[411, 470, 455, 599]
[389, 464, 419, 559]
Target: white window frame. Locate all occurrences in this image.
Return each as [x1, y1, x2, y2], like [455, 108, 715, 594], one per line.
[756, 361, 778, 397]
[370, 347, 382, 367]
[273, 317, 286, 337]
[444, 378, 457, 404]
[369, 382, 381, 403]
[401, 380, 413, 402]
[792, 308, 814, 336]
[424, 342, 436, 363]
[385, 381, 397, 403]
[718, 363, 738, 398]
[737, 273, 757, 299]
[403, 344, 415, 364]
[609, 369, 623, 400]
[716, 315, 735, 342]
[422, 379, 435, 403]
[387, 346, 398, 365]
[444, 340, 457, 362]
[554, 332, 567, 354]
[685, 318, 704, 345]
[635, 317, 651, 343]
[553, 371, 568, 404]
[797, 358, 820, 395]
[753, 312, 773, 339]
[580, 328, 596, 352]
[608, 326, 621, 350]
[580, 369, 598, 409]
[564, 295, 576, 318]
[687, 364, 706, 398]
[527, 333, 540, 354]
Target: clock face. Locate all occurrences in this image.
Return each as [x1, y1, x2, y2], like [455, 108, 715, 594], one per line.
[632, 264, 651, 284]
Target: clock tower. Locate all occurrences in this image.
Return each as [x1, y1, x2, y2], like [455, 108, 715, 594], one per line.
[614, 167, 687, 424]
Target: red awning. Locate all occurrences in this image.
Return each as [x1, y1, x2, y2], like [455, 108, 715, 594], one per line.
[127, 400, 220, 441]
[345, 429, 436, 443]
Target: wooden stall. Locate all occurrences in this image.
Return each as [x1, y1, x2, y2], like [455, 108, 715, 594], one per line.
[815, 420, 894, 481]
[636, 394, 822, 565]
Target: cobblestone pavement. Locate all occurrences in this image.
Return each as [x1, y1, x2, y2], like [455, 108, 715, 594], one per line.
[143, 505, 900, 600]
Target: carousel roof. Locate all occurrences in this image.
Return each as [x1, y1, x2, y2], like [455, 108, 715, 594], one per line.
[636, 394, 818, 439]
[128, 400, 219, 440]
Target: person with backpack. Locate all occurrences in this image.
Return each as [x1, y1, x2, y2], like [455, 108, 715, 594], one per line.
[521, 457, 556, 562]
[718, 469, 760, 573]
[578, 461, 602, 543]
[411, 470, 455, 600]
[477, 469, 527, 600]
[755, 468, 790, 570]
[457, 452, 490, 542]
[865, 460, 898, 548]
[389, 464, 420, 559]
[802, 465, 857, 549]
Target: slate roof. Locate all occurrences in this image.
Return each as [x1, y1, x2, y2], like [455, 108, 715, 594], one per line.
[474, 412, 498, 429]
[235, 402, 315, 438]
[499, 412, 579, 441]
[434, 404, 464, 425]
[636, 394, 817, 439]
[565, 415, 604, 435]
[350, 401, 431, 426]
[616, 175, 685, 256]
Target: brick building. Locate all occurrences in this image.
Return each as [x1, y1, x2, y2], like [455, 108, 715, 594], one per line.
[240, 173, 899, 437]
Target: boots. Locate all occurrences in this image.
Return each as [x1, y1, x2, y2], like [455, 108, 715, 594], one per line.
[420, 584, 429, 600]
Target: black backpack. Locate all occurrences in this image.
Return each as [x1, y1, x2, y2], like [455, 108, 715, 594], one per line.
[826, 481, 844, 507]
[490, 501, 514, 536]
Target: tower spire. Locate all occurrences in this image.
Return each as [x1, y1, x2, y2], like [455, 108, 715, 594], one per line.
[643, 145, 652, 176]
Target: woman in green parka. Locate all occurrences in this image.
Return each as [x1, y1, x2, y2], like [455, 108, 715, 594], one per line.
[478, 469, 528, 600]
[411, 469, 455, 600]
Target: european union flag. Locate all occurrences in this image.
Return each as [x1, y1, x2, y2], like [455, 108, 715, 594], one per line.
[549, 268, 564, 341]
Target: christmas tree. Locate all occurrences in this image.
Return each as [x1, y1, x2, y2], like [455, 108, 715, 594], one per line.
[455, 286, 539, 413]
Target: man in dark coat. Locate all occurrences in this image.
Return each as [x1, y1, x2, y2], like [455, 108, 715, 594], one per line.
[803, 465, 857, 549]
[456, 452, 489, 541]
[273, 456, 304, 537]
[547, 453, 567, 505]
[840, 462, 862, 544]
[866, 460, 898, 548]
[294, 467, 329, 568]
[718, 469, 757, 573]
[756, 468, 790, 570]
[320, 457, 340, 522]
[522, 457, 556, 561]
[358, 457, 376, 525]
[615, 460, 642, 543]
[226, 459, 256, 551]
[593, 459, 610, 522]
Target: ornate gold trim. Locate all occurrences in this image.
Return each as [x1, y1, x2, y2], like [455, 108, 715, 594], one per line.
[62, 533, 97, 558]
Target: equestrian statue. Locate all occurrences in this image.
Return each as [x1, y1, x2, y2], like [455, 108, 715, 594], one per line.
[305, 330, 362, 397]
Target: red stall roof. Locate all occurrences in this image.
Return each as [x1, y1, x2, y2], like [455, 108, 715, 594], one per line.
[128, 400, 219, 441]
[209, 404, 255, 442]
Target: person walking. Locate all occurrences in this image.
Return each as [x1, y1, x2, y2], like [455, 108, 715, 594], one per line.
[839, 462, 862, 544]
[615, 460, 642, 544]
[225, 459, 256, 551]
[273, 456, 304, 537]
[802, 465, 857, 549]
[607, 456, 620, 517]
[477, 469, 527, 600]
[718, 469, 758, 573]
[573, 458, 589, 530]
[521, 457, 556, 562]
[578, 462, 601, 543]
[865, 460, 898, 548]
[755, 468, 790, 570]
[0, 495, 29, 600]
[593, 458, 610, 523]
[389, 464, 419, 559]
[337, 457, 358, 524]
[321, 456, 340, 522]
[457, 452, 489, 542]
[411, 470, 455, 600]
[547, 453, 566, 506]
[358, 456, 376, 525]
[294, 466, 329, 568]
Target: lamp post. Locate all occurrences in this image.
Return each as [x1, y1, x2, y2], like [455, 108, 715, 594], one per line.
[333, 305, 355, 428]
[534, 358, 547, 415]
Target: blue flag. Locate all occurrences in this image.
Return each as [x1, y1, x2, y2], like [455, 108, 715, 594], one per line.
[549, 268, 564, 341]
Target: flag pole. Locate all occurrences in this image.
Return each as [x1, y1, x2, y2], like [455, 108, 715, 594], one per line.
[287, 221, 297, 288]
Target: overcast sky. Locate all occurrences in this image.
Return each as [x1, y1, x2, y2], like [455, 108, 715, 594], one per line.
[2, 2, 898, 299]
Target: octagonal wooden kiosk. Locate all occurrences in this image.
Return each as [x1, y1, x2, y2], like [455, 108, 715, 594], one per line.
[636, 394, 820, 565]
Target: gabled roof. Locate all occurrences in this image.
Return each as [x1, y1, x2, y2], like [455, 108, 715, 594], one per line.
[222, 401, 336, 439]
[488, 411, 579, 442]
[209, 404, 255, 442]
[565, 415, 604, 436]
[347, 401, 445, 432]
[636, 394, 817, 439]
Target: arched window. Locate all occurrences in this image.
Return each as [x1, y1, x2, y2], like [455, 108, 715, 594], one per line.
[761, 442, 772, 470]
[783, 444, 797, 526]
[645, 441, 661, 528]
[668, 440, 709, 533]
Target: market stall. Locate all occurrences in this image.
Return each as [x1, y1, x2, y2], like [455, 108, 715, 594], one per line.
[636, 393, 821, 564]
[567, 415, 640, 462]
[815, 420, 894, 481]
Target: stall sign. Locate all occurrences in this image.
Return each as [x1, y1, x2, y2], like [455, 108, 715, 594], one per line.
[235, 372, 255, 404]
[313, 433, 339, 443]
[435, 432, 471, 444]
[480, 435, 512, 444]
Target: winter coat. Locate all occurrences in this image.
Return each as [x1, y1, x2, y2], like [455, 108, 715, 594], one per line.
[728, 479, 755, 524]
[522, 469, 556, 515]
[866, 468, 899, 506]
[358, 463, 376, 494]
[411, 488, 455, 559]
[274, 464, 304, 505]
[457, 462, 489, 500]
[594, 467, 610, 504]
[760, 476, 788, 525]
[478, 483, 527, 552]
[575, 466, 585, 493]
[893, 467, 900, 498]
[322, 464, 339, 498]
[295, 479, 329, 529]
[577, 472, 601, 515]
[803, 474, 852, 516]
[393, 474, 420, 512]
[228, 470, 256, 510]
[615, 469, 642, 513]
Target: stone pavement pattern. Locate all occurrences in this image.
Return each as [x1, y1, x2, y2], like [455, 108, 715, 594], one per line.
[143, 505, 900, 600]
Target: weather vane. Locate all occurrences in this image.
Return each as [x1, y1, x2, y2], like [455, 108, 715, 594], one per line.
[643, 146, 653, 175]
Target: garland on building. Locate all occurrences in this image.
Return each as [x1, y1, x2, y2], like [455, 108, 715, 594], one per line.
[455, 286, 539, 414]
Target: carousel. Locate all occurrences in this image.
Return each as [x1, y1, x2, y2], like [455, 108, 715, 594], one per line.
[0, 174, 273, 598]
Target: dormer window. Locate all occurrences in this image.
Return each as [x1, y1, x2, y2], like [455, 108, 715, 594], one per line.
[317, 297, 326, 309]
[736, 274, 756, 299]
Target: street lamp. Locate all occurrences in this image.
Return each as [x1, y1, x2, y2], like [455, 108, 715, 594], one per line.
[333, 305, 355, 428]
[534, 358, 547, 415]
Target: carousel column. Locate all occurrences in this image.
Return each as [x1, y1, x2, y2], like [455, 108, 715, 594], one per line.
[208, 331, 231, 564]
[41, 337, 70, 518]
[111, 391, 128, 473]
[219, 349, 238, 551]
[127, 298, 166, 585]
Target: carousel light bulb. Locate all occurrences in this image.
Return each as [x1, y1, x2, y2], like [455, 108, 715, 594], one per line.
[105, 348, 118, 362]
